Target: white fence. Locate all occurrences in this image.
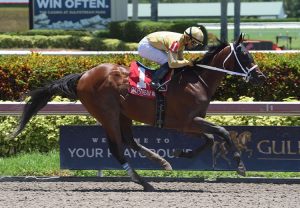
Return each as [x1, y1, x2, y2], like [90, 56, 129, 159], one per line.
[1, 102, 300, 116]
[1, 50, 300, 56]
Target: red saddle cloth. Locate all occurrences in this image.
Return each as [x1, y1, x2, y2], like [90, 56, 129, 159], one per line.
[128, 61, 170, 99]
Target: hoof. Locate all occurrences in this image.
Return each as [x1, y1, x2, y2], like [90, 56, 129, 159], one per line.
[143, 183, 155, 192]
[162, 162, 173, 171]
[236, 161, 246, 177]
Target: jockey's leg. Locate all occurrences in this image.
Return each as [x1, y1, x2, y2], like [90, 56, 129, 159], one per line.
[138, 36, 169, 90]
[150, 63, 170, 90]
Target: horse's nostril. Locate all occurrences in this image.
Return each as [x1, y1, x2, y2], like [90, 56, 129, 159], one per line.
[259, 74, 266, 82]
[255, 75, 266, 85]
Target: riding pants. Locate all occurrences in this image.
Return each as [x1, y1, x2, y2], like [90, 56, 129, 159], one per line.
[138, 37, 168, 66]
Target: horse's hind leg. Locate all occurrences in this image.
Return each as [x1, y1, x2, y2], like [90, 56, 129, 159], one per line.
[120, 114, 172, 170]
[99, 118, 154, 191]
[105, 134, 154, 192]
[173, 133, 214, 158]
[78, 98, 154, 191]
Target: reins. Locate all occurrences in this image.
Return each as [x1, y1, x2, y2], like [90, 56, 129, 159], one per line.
[157, 42, 257, 90]
[196, 43, 258, 82]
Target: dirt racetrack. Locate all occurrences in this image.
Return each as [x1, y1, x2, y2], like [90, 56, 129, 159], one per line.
[1, 178, 300, 208]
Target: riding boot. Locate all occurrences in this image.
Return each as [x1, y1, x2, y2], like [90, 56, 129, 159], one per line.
[150, 63, 169, 90]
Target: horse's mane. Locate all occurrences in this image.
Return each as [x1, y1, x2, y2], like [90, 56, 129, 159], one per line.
[199, 41, 229, 65]
[173, 41, 229, 77]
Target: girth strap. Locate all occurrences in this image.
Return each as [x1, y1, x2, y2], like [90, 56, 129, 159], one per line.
[155, 92, 165, 128]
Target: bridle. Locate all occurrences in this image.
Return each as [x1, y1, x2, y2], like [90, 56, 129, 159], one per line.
[196, 43, 258, 82]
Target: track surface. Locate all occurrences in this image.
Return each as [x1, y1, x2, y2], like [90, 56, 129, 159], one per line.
[0, 181, 299, 208]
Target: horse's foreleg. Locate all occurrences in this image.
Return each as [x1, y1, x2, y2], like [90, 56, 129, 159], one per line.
[120, 114, 172, 170]
[191, 117, 246, 176]
[173, 133, 214, 158]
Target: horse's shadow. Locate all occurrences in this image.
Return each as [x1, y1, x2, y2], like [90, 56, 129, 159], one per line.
[71, 188, 205, 193]
[15, 187, 205, 193]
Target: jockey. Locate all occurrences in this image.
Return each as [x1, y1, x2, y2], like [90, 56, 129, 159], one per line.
[138, 26, 204, 90]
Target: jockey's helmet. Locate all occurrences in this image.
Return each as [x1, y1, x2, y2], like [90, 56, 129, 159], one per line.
[184, 27, 204, 48]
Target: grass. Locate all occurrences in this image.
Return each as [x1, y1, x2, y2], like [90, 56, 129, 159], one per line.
[0, 7, 299, 49]
[0, 7, 29, 32]
[209, 28, 300, 50]
[1, 150, 300, 179]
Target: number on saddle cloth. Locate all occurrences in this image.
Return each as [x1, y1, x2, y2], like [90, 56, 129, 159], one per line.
[128, 61, 171, 99]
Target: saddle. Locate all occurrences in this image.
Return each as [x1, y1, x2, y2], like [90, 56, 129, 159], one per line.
[128, 61, 172, 128]
[128, 61, 172, 99]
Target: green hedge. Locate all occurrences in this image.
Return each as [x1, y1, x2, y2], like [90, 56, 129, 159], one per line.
[215, 53, 300, 101]
[0, 29, 93, 37]
[109, 20, 209, 43]
[0, 35, 138, 51]
[0, 114, 97, 157]
[0, 21, 210, 50]
[0, 53, 299, 101]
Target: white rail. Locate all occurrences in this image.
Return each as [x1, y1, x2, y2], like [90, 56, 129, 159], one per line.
[0, 102, 299, 116]
[0, 50, 299, 56]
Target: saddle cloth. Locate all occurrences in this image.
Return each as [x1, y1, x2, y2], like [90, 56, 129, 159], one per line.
[128, 61, 171, 99]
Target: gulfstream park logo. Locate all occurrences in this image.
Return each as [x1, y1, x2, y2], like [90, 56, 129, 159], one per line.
[257, 139, 300, 155]
[212, 131, 253, 167]
[212, 130, 300, 167]
[36, 0, 109, 9]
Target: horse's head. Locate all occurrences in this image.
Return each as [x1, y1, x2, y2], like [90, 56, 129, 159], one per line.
[230, 33, 266, 86]
[195, 33, 266, 86]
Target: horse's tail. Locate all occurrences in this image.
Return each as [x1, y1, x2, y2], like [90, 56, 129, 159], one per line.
[12, 73, 83, 138]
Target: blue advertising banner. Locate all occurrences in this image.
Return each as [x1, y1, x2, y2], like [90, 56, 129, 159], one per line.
[60, 126, 300, 172]
[30, 0, 111, 29]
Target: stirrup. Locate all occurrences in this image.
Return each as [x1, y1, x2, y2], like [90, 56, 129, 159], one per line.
[150, 81, 161, 90]
[151, 82, 166, 92]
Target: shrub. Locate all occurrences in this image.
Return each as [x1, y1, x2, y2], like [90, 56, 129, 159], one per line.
[0, 35, 138, 51]
[0, 114, 97, 157]
[215, 53, 300, 101]
[108, 20, 204, 42]
[2, 29, 92, 37]
[0, 22, 214, 50]
[0, 53, 299, 101]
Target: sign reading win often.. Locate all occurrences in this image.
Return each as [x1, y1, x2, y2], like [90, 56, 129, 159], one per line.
[31, 0, 111, 29]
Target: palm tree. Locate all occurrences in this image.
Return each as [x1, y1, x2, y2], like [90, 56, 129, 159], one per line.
[151, 0, 158, 21]
[220, 0, 228, 42]
[132, 0, 138, 21]
[234, 0, 241, 40]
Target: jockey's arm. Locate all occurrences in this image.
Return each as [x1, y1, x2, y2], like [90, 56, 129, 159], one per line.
[168, 50, 193, 68]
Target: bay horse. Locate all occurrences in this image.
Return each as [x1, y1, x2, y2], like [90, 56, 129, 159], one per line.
[12, 33, 266, 191]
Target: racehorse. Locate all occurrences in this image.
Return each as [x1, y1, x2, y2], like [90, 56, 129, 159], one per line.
[12, 33, 266, 191]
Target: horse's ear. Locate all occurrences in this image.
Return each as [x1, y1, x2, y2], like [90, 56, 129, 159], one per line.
[235, 33, 245, 46]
